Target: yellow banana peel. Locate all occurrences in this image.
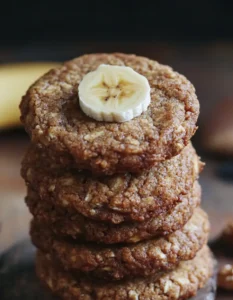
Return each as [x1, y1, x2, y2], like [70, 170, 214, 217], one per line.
[0, 62, 60, 129]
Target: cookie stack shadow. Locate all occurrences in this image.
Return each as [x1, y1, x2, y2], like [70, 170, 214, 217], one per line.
[20, 54, 214, 300]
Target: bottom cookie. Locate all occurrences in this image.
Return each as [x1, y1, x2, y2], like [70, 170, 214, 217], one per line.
[36, 246, 213, 300]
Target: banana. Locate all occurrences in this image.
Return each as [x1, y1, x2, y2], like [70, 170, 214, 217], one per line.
[78, 64, 151, 122]
[0, 62, 59, 129]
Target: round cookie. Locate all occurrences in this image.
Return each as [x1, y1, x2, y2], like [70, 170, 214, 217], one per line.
[20, 53, 199, 175]
[218, 264, 233, 290]
[26, 182, 201, 244]
[22, 143, 202, 224]
[31, 208, 209, 280]
[36, 246, 213, 300]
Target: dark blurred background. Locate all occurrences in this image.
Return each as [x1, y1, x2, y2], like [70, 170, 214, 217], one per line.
[1, 0, 233, 45]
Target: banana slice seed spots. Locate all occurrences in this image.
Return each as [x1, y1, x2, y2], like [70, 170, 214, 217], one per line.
[78, 64, 151, 122]
[92, 80, 136, 102]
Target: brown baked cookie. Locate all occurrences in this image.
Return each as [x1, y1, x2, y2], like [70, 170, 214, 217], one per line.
[20, 53, 199, 175]
[36, 246, 213, 300]
[26, 182, 201, 244]
[22, 143, 202, 224]
[31, 208, 209, 280]
[218, 264, 233, 290]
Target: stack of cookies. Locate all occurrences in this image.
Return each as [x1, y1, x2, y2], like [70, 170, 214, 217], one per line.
[20, 53, 214, 300]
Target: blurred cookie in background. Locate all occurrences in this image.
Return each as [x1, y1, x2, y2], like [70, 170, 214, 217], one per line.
[218, 264, 233, 291]
[202, 99, 233, 157]
[219, 221, 233, 247]
[0, 62, 59, 130]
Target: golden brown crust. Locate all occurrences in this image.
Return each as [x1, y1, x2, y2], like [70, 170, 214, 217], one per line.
[26, 182, 201, 244]
[22, 143, 202, 224]
[36, 246, 213, 300]
[31, 208, 209, 280]
[20, 53, 199, 175]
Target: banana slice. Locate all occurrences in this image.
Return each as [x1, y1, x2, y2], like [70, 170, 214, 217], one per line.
[78, 64, 151, 122]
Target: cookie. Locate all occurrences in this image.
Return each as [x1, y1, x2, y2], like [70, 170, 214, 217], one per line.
[22, 143, 202, 224]
[20, 53, 199, 175]
[26, 182, 201, 244]
[220, 221, 233, 246]
[31, 208, 209, 280]
[203, 99, 233, 156]
[36, 246, 213, 300]
[218, 264, 233, 290]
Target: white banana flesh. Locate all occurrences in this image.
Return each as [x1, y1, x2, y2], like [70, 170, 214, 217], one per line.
[78, 64, 151, 122]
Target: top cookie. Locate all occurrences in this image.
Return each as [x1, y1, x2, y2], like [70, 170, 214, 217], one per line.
[20, 53, 199, 175]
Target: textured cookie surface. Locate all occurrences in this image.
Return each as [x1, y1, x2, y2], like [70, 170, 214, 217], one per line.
[36, 246, 213, 300]
[31, 208, 209, 280]
[218, 264, 233, 290]
[22, 143, 202, 223]
[26, 182, 200, 244]
[20, 53, 199, 175]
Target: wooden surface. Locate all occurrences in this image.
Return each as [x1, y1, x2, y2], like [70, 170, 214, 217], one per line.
[0, 132, 29, 254]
